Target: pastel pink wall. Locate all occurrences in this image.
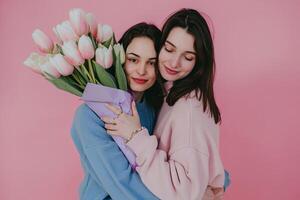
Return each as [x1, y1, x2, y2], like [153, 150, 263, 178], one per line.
[1, 0, 299, 199]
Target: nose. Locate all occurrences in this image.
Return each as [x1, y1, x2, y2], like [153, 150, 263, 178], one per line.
[170, 54, 180, 69]
[137, 62, 146, 75]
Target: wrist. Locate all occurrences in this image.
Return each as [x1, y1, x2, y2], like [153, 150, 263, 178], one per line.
[126, 126, 145, 143]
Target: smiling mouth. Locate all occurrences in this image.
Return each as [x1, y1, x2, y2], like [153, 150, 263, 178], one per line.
[164, 66, 179, 75]
[132, 77, 147, 84]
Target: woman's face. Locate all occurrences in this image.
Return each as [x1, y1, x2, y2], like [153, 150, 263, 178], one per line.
[124, 37, 157, 92]
[158, 27, 196, 82]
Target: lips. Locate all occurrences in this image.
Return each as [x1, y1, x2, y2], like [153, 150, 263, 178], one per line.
[164, 66, 179, 75]
[132, 77, 147, 84]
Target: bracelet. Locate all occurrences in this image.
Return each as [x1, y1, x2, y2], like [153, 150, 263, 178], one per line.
[126, 126, 145, 143]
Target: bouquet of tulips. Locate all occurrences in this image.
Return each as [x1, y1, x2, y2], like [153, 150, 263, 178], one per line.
[24, 8, 138, 169]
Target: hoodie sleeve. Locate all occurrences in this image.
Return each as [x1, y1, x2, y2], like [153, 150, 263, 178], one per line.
[127, 129, 210, 200]
[126, 99, 219, 200]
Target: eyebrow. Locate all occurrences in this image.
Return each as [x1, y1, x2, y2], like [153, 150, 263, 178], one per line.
[127, 52, 157, 60]
[165, 40, 197, 55]
[127, 53, 140, 57]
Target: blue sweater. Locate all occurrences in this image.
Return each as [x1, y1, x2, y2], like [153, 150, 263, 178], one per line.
[71, 99, 159, 200]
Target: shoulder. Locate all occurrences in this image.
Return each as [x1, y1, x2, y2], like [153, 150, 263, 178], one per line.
[169, 91, 219, 150]
[177, 91, 215, 121]
[171, 91, 204, 117]
[73, 103, 98, 124]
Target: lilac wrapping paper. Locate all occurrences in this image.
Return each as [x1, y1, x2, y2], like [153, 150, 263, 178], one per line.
[81, 83, 137, 169]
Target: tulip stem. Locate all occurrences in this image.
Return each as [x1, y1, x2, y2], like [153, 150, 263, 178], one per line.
[73, 83, 85, 90]
[81, 64, 93, 83]
[88, 59, 96, 83]
[76, 67, 88, 83]
[78, 72, 86, 84]
[71, 73, 84, 87]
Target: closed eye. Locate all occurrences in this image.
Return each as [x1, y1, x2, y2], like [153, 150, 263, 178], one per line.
[185, 56, 194, 61]
[164, 45, 173, 53]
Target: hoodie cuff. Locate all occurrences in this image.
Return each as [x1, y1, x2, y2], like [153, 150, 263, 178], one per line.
[126, 128, 151, 156]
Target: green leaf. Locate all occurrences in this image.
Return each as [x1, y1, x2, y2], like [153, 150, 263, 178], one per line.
[92, 60, 117, 88]
[88, 33, 97, 49]
[115, 53, 128, 91]
[102, 36, 113, 48]
[112, 33, 116, 45]
[45, 73, 83, 97]
[64, 75, 85, 90]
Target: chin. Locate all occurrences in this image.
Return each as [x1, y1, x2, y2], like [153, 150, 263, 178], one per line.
[161, 71, 178, 81]
[130, 84, 148, 92]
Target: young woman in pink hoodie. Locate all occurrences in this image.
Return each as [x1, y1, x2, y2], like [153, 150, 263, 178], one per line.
[103, 8, 226, 199]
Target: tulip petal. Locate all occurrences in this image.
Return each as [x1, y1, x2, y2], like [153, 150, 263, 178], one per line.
[69, 8, 89, 36]
[50, 54, 74, 76]
[86, 13, 97, 37]
[62, 41, 84, 67]
[32, 29, 54, 53]
[78, 35, 94, 59]
[23, 52, 43, 74]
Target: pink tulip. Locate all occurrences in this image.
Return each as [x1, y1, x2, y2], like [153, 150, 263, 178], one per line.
[62, 41, 84, 67]
[95, 45, 113, 69]
[40, 59, 61, 78]
[78, 35, 94, 59]
[23, 52, 43, 74]
[85, 13, 97, 37]
[54, 21, 79, 42]
[113, 43, 125, 64]
[69, 8, 89, 36]
[49, 54, 74, 76]
[52, 27, 63, 44]
[96, 24, 113, 43]
[32, 29, 54, 53]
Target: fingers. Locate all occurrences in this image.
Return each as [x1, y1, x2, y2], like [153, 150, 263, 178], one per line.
[105, 103, 122, 115]
[107, 129, 119, 136]
[104, 123, 117, 131]
[131, 101, 138, 117]
[101, 116, 115, 124]
[102, 116, 118, 130]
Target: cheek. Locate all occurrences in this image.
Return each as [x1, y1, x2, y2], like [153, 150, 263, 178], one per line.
[182, 60, 195, 73]
[158, 52, 168, 73]
[147, 67, 156, 81]
[158, 50, 169, 64]
[124, 63, 134, 75]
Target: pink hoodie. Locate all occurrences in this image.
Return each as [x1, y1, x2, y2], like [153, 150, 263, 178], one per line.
[127, 90, 225, 200]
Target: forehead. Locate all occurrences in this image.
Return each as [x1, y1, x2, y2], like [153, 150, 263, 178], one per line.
[166, 27, 195, 52]
[126, 37, 157, 58]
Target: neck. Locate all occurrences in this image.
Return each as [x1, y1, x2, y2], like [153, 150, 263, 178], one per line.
[132, 91, 144, 102]
[164, 81, 174, 92]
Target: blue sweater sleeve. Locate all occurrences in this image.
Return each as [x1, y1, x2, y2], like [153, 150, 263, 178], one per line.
[71, 103, 158, 200]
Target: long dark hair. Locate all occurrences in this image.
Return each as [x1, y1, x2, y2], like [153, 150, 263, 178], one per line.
[119, 22, 164, 112]
[161, 8, 221, 123]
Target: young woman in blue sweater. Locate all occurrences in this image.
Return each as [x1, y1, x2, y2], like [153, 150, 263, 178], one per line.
[71, 22, 164, 200]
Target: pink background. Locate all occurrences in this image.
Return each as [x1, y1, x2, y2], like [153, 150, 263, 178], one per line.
[1, 0, 299, 199]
